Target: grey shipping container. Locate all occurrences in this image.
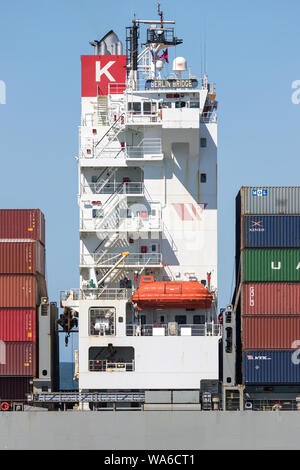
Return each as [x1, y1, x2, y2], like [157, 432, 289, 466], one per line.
[243, 350, 300, 384]
[237, 187, 300, 215]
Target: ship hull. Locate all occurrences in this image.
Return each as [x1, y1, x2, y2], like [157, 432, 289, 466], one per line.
[0, 411, 299, 450]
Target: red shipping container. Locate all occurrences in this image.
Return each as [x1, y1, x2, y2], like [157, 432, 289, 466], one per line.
[0, 309, 36, 342]
[0, 377, 32, 401]
[242, 283, 300, 315]
[0, 342, 36, 376]
[242, 315, 300, 350]
[0, 242, 45, 276]
[0, 210, 45, 246]
[0, 275, 38, 308]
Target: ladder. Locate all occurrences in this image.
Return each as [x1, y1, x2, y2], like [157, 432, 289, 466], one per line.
[94, 113, 125, 158]
[93, 184, 127, 231]
[94, 168, 117, 193]
[97, 96, 108, 125]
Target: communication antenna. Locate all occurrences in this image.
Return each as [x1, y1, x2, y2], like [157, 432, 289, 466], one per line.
[204, 17, 207, 75]
[158, 3, 164, 28]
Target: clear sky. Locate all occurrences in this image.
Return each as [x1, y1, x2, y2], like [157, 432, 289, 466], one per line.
[1, 0, 300, 361]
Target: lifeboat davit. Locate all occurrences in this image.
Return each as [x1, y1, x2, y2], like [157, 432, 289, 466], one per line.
[132, 276, 213, 309]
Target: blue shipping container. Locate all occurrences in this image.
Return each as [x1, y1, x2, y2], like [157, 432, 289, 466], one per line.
[243, 216, 300, 248]
[243, 350, 300, 384]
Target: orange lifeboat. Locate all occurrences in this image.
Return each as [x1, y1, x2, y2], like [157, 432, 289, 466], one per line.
[132, 276, 213, 309]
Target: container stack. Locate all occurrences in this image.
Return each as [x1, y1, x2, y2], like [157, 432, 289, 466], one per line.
[0, 210, 47, 403]
[236, 187, 300, 385]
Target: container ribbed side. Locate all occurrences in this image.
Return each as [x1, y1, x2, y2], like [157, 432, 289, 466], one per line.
[243, 350, 300, 384]
[242, 283, 300, 314]
[242, 215, 300, 248]
[242, 316, 300, 349]
[0, 275, 38, 308]
[0, 377, 33, 401]
[240, 187, 300, 215]
[0, 309, 36, 342]
[0, 342, 36, 376]
[0, 242, 45, 276]
[0, 210, 45, 245]
[242, 249, 300, 282]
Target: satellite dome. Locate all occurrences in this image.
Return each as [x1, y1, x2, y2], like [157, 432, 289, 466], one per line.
[156, 59, 164, 71]
[172, 57, 187, 72]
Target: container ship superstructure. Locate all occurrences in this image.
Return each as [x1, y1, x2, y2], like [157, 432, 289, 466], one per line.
[4, 7, 300, 453]
[61, 10, 220, 398]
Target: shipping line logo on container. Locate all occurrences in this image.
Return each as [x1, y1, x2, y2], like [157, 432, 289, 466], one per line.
[247, 355, 271, 360]
[251, 189, 268, 197]
[270, 261, 300, 270]
[249, 220, 264, 232]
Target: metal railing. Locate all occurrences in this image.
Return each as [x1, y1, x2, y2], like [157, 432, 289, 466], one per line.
[126, 323, 221, 337]
[126, 138, 162, 159]
[125, 112, 162, 125]
[60, 288, 132, 303]
[81, 146, 125, 160]
[80, 139, 162, 160]
[89, 360, 134, 372]
[89, 325, 115, 336]
[81, 182, 144, 195]
[201, 111, 217, 123]
[80, 252, 162, 267]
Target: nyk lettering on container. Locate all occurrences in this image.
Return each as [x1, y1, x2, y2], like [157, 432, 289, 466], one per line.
[247, 355, 271, 360]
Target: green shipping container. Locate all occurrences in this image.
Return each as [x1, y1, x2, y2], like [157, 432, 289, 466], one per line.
[243, 249, 300, 282]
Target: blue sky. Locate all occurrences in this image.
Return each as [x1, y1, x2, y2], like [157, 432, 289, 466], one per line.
[1, 0, 300, 361]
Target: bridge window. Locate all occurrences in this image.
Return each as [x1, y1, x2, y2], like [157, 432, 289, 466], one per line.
[175, 315, 187, 325]
[193, 315, 206, 324]
[128, 102, 141, 113]
[159, 102, 172, 109]
[89, 346, 134, 372]
[175, 101, 186, 108]
[89, 307, 115, 336]
[143, 101, 156, 114]
[92, 208, 103, 218]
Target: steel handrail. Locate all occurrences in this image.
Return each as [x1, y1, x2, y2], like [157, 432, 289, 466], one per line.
[81, 182, 144, 195]
[126, 323, 221, 337]
[80, 252, 162, 266]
